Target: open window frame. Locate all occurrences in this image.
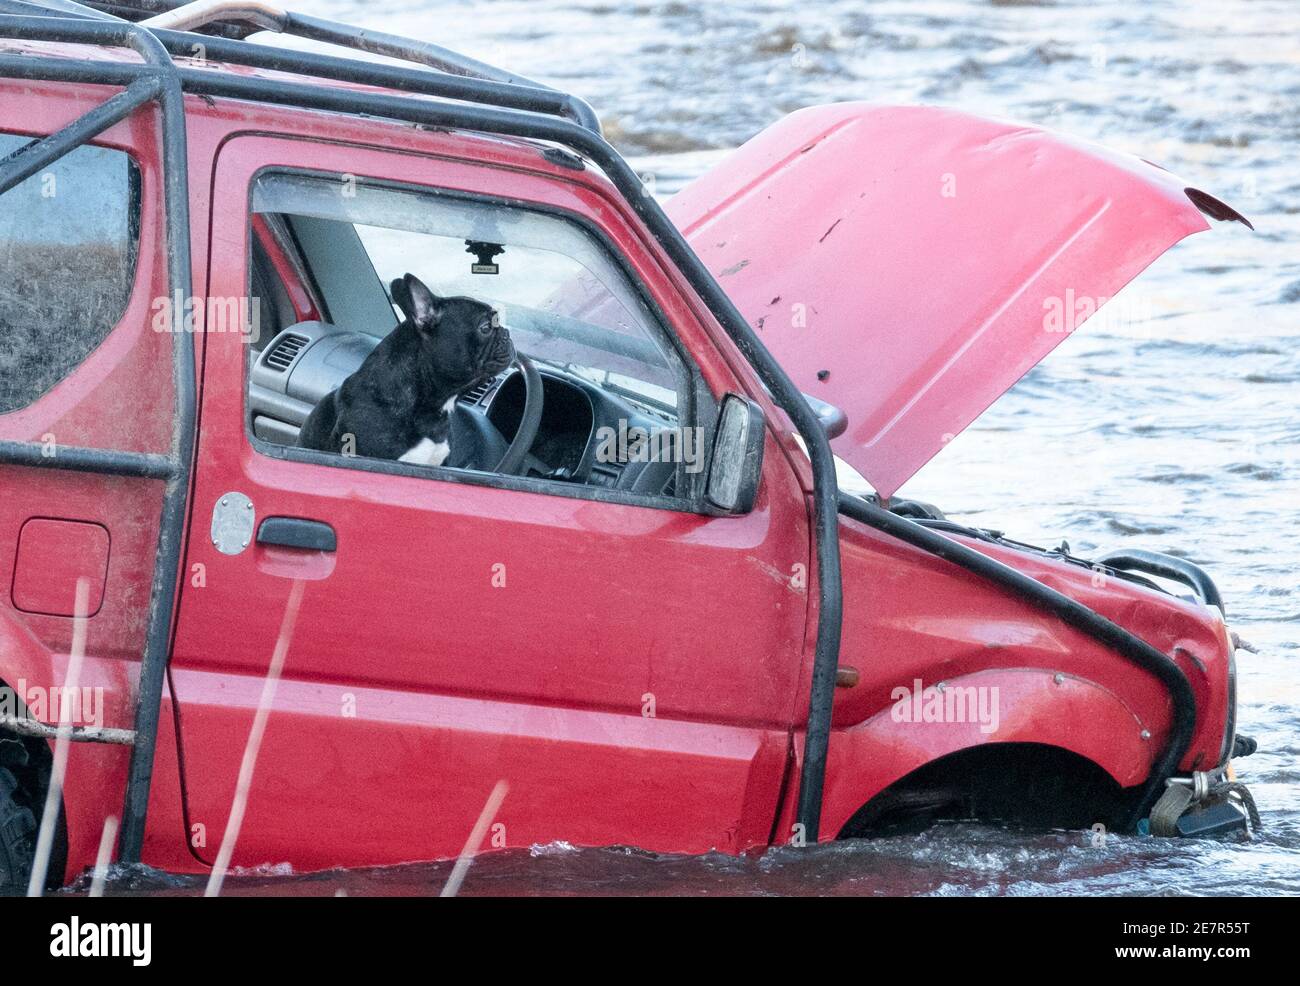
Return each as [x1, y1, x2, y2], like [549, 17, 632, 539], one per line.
[241, 166, 719, 514]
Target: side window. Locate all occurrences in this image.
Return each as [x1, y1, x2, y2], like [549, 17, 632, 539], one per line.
[0, 134, 141, 414]
[246, 172, 701, 502]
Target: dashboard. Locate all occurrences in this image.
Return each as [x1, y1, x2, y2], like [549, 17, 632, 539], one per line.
[248, 321, 681, 497]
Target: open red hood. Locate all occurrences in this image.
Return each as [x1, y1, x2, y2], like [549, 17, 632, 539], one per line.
[665, 103, 1248, 497]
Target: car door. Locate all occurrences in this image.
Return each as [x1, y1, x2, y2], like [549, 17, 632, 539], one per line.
[167, 130, 811, 870]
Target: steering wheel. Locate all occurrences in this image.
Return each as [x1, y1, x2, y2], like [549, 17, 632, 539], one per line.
[494, 354, 545, 476]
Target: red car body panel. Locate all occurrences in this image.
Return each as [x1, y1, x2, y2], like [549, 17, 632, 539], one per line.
[0, 54, 1237, 880]
[666, 103, 1248, 497]
[812, 518, 1232, 837]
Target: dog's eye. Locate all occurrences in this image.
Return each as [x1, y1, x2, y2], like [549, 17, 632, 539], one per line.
[490, 312, 501, 329]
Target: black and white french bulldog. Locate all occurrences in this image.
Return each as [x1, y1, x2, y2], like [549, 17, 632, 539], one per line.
[297, 272, 514, 465]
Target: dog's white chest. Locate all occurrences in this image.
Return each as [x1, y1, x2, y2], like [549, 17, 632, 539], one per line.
[398, 437, 450, 467]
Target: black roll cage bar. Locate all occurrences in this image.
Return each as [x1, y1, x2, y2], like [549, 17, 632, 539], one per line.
[0, 0, 1194, 867]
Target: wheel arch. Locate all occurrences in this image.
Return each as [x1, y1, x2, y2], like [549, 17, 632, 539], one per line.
[819, 668, 1156, 838]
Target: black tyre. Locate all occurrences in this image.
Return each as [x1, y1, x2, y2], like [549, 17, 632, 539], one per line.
[0, 766, 36, 896]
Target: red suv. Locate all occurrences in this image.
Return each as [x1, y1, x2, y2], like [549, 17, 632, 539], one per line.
[0, 0, 1257, 892]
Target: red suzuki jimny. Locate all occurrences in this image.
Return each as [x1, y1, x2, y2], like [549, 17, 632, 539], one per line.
[0, 0, 1259, 892]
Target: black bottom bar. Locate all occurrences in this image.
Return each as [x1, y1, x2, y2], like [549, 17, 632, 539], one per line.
[5, 895, 1281, 966]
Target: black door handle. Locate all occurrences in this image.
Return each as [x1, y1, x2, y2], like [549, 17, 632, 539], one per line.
[256, 516, 337, 552]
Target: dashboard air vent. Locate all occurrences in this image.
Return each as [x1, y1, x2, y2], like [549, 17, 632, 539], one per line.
[460, 378, 496, 406]
[264, 332, 309, 372]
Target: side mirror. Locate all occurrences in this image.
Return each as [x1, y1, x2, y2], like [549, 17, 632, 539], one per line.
[803, 392, 848, 439]
[706, 394, 765, 514]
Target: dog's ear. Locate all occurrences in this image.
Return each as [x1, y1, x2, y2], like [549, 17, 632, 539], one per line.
[393, 273, 443, 333]
[389, 277, 412, 317]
